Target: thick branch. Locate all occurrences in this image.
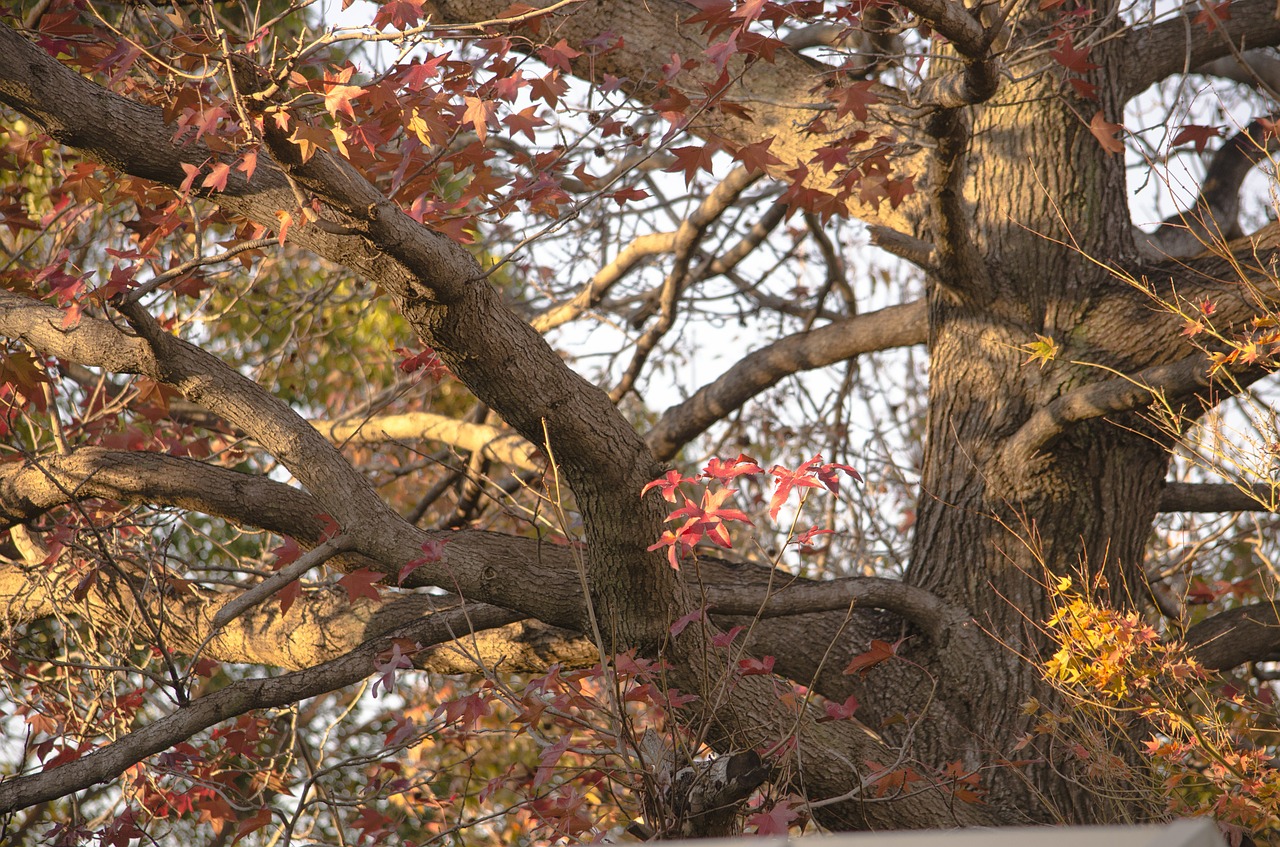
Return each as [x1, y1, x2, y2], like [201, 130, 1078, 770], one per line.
[316, 412, 542, 471]
[647, 299, 927, 460]
[1185, 603, 1280, 670]
[0, 605, 520, 815]
[1002, 353, 1249, 469]
[1120, 0, 1280, 100]
[1160, 481, 1280, 512]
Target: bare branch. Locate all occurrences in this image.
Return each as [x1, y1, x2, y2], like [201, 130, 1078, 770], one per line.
[1120, 0, 1280, 101]
[1002, 354, 1259, 469]
[647, 300, 927, 460]
[0, 605, 521, 815]
[1185, 603, 1280, 669]
[316, 412, 542, 470]
[1160, 481, 1280, 512]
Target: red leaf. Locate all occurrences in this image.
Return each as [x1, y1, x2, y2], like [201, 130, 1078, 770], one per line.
[277, 579, 302, 614]
[1171, 124, 1223, 154]
[843, 638, 904, 676]
[270, 537, 301, 567]
[338, 568, 385, 602]
[1194, 0, 1231, 31]
[670, 605, 707, 637]
[747, 799, 800, 836]
[1089, 111, 1125, 154]
[398, 538, 448, 584]
[233, 807, 274, 843]
[818, 693, 860, 721]
[734, 137, 783, 175]
[701, 453, 763, 482]
[322, 66, 364, 118]
[537, 38, 582, 73]
[1049, 34, 1098, 73]
[830, 80, 879, 122]
[664, 144, 717, 187]
[737, 655, 775, 676]
[642, 469, 692, 503]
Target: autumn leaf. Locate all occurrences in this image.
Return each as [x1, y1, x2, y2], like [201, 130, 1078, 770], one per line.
[338, 568, 385, 602]
[1049, 34, 1099, 73]
[664, 144, 717, 187]
[1193, 0, 1231, 31]
[843, 638, 904, 676]
[642, 469, 692, 502]
[747, 799, 800, 836]
[1023, 333, 1059, 368]
[734, 137, 783, 175]
[322, 65, 364, 118]
[1089, 111, 1125, 154]
[701, 453, 763, 482]
[1171, 124, 1223, 154]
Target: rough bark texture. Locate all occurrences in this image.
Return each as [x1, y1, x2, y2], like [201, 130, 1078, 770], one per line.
[2, 0, 1280, 837]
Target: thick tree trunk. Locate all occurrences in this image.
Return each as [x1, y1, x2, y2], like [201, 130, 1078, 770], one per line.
[893, 58, 1172, 822]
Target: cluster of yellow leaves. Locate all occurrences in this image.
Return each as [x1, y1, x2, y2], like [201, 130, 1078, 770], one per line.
[1039, 577, 1280, 838]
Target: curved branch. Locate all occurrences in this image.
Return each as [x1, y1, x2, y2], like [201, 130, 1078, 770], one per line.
[647, 299, 927, 460]
[0, 604, 521, 816]
[1139, 119, 1279, 260]
[1001, 353, 1260, 468]
[1119, 0, 1280, 100]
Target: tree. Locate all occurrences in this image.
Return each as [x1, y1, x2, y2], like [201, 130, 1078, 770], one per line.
[1, 0, 1280, 841]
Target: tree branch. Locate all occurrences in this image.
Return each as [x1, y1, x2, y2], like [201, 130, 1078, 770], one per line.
[0, 604, 521, 815]
[1185, 603, 1280, 670]
[1159, 481, 1280, 512]
[647, 299, 927, 460]
[1119, 0, 1280, 101]
[1002, 353, 1257, 469]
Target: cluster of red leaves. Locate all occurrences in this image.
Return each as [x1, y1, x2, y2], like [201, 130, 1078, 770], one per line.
[643, 453, 860, 569]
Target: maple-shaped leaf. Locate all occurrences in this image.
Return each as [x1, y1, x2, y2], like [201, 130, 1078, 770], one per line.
[338, 568, 385, 602]
[463, 96, 497, 142]
[1171, 124, 1223, 154]
[200, 161, 231, 192]
[642, 469, 692, 502]
[537, 38, 583, 73]
[734, 137, 782, 175]
[323, 66, 364, 118]
[372, 0, 424, 30]
[270, 536, 301, 567]
[1049, 34, 1098, 73]
[289, 122, 331, 162]
[666, 486, 753, 548]
[701, 453, 763, 482]
[843, 638, 903, 676]
[503, 105, 546, 141]
[1089, 111, 1125, 154]
[609, 186, 649, 205]
[1023, 333, 1059, 368]
[664, 144, 717, 187]
[830, 80, 879, 122]
[747, 800, 800, 836]
[1, 348, 50, 411]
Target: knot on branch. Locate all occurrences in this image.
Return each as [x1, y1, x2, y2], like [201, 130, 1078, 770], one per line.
[635, 729, 773, 839]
